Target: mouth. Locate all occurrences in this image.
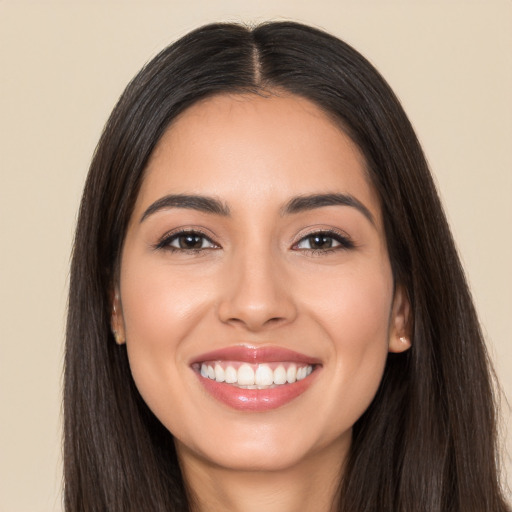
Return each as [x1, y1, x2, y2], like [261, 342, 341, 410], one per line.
[191, 346, 321, 411]
[194, 361, 315, 389]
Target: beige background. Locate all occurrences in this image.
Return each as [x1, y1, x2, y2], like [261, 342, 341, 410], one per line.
[0, 1, 510, 510]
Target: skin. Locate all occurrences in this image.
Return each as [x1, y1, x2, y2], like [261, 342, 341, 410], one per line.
[112, 92, 410, 512]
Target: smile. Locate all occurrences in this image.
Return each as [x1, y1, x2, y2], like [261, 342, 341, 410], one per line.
[197, 361, 314, 389]
[191, 346, 321, 411]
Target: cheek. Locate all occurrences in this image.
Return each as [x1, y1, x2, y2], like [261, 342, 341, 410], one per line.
[118, 255, 214, 413]
[302, 264, 392, 417]
[303, 260, 393, 343]
[334, 270, 391, 360]
[120, 253, 216, 342]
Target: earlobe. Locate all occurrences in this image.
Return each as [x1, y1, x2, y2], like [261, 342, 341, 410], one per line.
[111, 290, 126, 345]
[391, 335, 411, 353]
[388, 285, 412, 353]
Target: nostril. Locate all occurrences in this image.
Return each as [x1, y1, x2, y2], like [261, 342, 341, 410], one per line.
[221, 313, 291, 332]
[266, 317, 286, 325]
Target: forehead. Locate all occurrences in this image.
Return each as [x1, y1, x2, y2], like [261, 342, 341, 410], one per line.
[136, 92, 381, 223]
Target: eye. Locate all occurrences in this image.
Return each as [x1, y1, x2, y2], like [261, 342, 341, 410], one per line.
[156, 230, 219, 252]
[293, 230, 354, 252]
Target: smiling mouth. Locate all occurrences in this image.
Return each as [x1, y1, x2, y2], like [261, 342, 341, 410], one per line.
[194, 361, 315, 389]
[190, 346, 321, 411]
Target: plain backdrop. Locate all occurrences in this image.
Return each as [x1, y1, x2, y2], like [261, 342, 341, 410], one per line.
[0, 1, 510, 510]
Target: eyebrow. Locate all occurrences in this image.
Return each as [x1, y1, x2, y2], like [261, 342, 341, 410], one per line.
[140, 194, 230, 222]
[282, 193, 375, 225]
[140, 192, 375, 225]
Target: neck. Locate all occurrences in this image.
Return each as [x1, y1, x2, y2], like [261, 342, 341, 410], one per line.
[176, 436, 349, 512]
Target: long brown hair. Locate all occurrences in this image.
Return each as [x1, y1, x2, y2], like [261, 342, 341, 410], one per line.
[65, 21, 510, 511]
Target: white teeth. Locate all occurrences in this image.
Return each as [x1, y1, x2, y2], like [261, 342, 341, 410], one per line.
[214, 363, 225, 382]
[286, 364, 297, 383]
[225, 365, 237, 383]
[237, 364, 255, 386]
[200, 362, 314, 387]
[273, 365, 287, 385]
[255, 364, 274, 386]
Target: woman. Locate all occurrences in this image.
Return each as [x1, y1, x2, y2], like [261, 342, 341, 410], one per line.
[64, 21, 510, 511]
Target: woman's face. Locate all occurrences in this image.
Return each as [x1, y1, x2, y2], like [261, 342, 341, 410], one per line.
[115, 93, 409, 473]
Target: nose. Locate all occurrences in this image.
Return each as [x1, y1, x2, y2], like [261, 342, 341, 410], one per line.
[217, 248, 297, 332]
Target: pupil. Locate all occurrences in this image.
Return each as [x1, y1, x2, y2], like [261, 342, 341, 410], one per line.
[180, 234, 202, 249]
[310, 235, 332, 249]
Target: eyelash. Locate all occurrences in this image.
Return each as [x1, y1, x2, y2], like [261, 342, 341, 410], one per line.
[154, 229, 219, 253]
[292, 229, 355, 255]
[154, 229, 354, 254]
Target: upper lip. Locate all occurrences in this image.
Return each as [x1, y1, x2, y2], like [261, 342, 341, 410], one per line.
[190, 345, 322, 365]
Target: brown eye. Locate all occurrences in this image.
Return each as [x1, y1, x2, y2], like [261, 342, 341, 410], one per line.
[305, 234, 335, 250]
[177, 233, 206, 249]
[294, 231, 354, 252]
[156, 230, 218, 251]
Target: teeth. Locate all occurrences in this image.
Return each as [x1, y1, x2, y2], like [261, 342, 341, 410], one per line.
[214, 363, 225, 382]
[273, 365, 287, 385]
[200, 362, 314, 387]
[237, 364, 255, 386]
[286, 365, 297, 383]
[225, 366, 237, 383]
[255, 364, 274, 386]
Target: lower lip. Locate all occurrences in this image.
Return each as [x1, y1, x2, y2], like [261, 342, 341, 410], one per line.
[195, 370, 318, 411]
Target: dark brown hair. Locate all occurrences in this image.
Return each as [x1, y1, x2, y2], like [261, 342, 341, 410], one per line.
[65, 21, 510, 511]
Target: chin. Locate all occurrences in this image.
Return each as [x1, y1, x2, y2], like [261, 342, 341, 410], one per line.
[175, 420, 351, 474]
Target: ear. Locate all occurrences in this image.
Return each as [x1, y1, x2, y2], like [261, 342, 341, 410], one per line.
[388, 285, 411, 353]
[110, 288, 126, 345]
